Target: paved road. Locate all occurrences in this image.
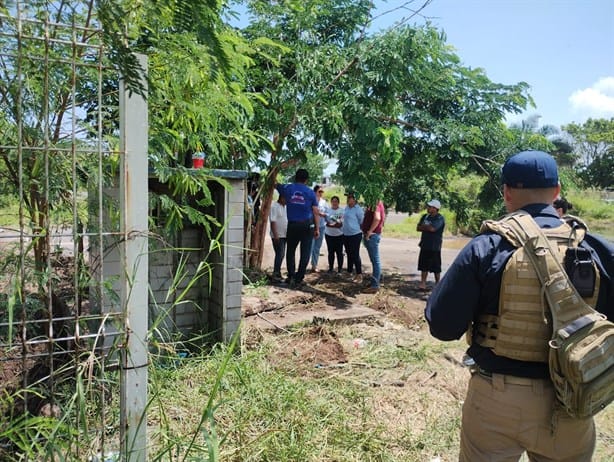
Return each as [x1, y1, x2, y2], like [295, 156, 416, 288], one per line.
[261, 232, 469, 282]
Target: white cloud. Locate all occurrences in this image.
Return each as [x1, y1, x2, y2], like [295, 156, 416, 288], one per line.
[569, 77, 614, 118]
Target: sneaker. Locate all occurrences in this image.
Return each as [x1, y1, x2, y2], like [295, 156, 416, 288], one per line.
[327, 269, 334, 274]
[352, 274, 362, 282]
[361, 286, 379, 294]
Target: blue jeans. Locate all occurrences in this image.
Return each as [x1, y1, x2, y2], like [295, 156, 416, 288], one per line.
[310, 224, 326, 268]
[363, 233, 381, 288]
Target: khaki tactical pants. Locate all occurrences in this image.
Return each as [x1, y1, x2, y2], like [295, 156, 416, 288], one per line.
[460, 373, 595, 462]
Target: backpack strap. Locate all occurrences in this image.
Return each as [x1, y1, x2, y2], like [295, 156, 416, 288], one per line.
[562, 214, 590, 234]
[482, 212, 601, 334]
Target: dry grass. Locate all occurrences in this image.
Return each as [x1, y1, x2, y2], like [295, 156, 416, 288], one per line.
[234, 314, 614, 461]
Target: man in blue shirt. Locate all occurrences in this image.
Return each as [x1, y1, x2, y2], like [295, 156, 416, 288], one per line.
[276, 169, 320, 287]
[425, 150, 613, 461]
[416, 199, 445, 291]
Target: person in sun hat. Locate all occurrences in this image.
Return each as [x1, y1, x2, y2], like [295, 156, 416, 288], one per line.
[416, 198, 445, 291]
[425, 150, 614, 461]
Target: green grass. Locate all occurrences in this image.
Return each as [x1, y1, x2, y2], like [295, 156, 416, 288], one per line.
[383, 215, 421, 239]
[4, 318, 612, 461]
[145, 327, 465, 461]
[566, 189, 614, 240]
[143, 327, 613, 462]
[383, 192, 613, 241]
[384, 211, 457, 239]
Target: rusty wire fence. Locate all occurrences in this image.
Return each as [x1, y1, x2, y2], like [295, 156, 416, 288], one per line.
[0, 2, 148, 460]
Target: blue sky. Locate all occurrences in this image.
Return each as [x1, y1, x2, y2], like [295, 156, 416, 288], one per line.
[372, 0, 614, 128]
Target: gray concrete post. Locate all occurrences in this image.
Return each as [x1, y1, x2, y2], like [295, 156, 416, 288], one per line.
[119, 53, 149, 462]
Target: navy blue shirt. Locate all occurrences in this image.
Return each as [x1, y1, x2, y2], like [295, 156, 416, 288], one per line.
[418, 212, 445, 251]
[425, 204, 614, 378]
[276, 183, 318, 222]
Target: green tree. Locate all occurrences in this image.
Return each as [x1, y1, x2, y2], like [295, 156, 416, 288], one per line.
[239, 1, 537, 264]
[582, 148, 614, 188]
[121, 0, 265, 236]
[1, 0, 261, 274]
[465, 121, 556, 229]
[76, 0, 265, 236]
[334, 25, 534, 215]
[563, 118, 614, 188]
[0, 1, 111, 273]
[128, 1, 260, 170]
[240, 0, 378, 268]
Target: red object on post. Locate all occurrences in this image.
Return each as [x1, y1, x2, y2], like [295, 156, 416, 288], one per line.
[192, 157, 204, 168]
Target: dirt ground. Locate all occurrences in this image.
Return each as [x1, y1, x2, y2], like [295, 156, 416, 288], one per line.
[240, 229, 613, 461]
[241, 230, 475, 460]
[241, 223, 471, 376]
[242, 229, 469, 333]
[241, 211, 470, 369]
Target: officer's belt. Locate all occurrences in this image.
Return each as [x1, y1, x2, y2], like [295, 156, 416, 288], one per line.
[477, 367, 546, 387]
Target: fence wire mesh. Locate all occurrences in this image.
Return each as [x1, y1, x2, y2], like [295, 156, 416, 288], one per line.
[0, 2, 139, 460]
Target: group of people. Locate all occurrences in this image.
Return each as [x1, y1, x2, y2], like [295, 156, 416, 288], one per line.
[271, 169, 387, 293]
[270, 167, 449, 294]
[269, 151, 613, 461]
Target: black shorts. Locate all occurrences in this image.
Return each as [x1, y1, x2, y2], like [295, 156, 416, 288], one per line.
[418, 249, 441, 273]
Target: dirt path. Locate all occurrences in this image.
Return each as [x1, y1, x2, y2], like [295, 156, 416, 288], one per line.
[240, 232, 613, 461]
[242, 234, 469, 331]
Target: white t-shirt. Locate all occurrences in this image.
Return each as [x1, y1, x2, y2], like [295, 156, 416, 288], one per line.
[325, 206, 344, 237]
[269, 201, 288, 238]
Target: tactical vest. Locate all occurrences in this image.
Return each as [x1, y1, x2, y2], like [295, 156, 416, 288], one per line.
[471, 219, 601, 362]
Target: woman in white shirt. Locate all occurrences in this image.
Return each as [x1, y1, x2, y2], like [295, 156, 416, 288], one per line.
[324, 195, 344, 273]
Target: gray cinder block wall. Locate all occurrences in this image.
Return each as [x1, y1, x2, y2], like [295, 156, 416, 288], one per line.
[89, 170, 246, 344]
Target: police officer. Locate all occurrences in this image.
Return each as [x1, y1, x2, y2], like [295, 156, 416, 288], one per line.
[276, 168, 320, 287]
[425, 150, 613, 461]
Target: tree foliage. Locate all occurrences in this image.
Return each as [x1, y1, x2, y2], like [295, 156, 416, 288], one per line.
[0, 0, 262, 275]
[86, 0, 264, 236]
[563, 118, 614, 188]
[0, 0, 111, 272]
[125, 0, 261, 170]
[237, 0, 540, 260]
[334, 25, 534, 212]
[239, 0, 376, 267]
